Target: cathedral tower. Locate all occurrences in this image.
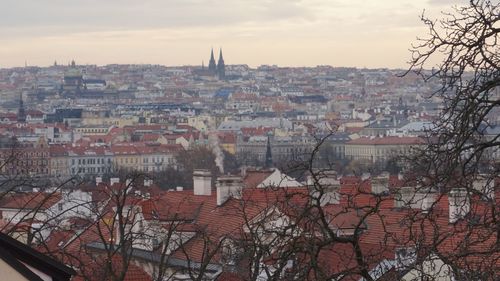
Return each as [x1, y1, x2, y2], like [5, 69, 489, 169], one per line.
[208, 48, 217, 74]
[217, 48, 225, 80]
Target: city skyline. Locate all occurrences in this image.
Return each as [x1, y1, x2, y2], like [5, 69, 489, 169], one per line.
[0, 0, 464, 68]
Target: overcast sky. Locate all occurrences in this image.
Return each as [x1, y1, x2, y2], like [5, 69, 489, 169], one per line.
[0, 0, 464, 68]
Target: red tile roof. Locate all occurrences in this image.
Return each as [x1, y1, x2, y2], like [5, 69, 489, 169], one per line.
[242, 169, 274, 189]
[0, 192, 62, 210]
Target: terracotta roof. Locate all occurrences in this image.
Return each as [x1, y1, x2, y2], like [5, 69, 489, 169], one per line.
[242, 169, 274, 189]
[0, 192, 62, 210]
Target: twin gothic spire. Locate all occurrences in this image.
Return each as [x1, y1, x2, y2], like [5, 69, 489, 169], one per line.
[208, 48, 225, 80]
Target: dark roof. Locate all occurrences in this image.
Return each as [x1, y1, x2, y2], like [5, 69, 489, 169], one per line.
[288, 95, 327, 104]
[83, 79, 106, 84]
[0, 232, 75, 281]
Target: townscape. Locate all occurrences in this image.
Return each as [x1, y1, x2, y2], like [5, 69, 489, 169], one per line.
[3, 51, 484, 178]
[0, 1, 499, 281]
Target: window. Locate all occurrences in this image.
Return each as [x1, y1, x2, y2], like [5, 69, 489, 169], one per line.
[58, 203, 63, 211]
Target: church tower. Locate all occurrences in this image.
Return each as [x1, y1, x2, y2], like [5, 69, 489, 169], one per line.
[17, 92, 26, 122]
[208, 48, 217, 74]
[265, 132, 273, 168]
[217, 48, 225, 80]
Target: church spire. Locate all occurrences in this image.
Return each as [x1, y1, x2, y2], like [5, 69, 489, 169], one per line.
[217, 48, 225, 80]
[17, 92, 26, 123]
[208, 48, 217, 73]
[265, 132, 273, 168]
[218, 48, 224, 62]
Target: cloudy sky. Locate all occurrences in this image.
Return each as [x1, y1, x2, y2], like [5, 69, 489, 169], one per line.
[0, 0, 462, 68]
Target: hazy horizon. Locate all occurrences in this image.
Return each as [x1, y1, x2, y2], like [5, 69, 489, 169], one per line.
[1, 0, 464, 69]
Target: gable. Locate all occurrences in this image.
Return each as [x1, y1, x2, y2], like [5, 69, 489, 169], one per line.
[257, 169, 302, 188]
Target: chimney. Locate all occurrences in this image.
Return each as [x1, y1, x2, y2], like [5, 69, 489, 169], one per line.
[144, 179, 153, 187]
[96, 177, 103, 185]
[110, 177, 120, 185]
[125, 179, 132, 187]
[176, 186, 184, 191]
[449, 188, 470, 223]
[421, 193, 436, 213]
[216, 176, 243, 206]
[193, 169, 212, 196]
[240, 166, 248, 177]
[472, 175, 495, 200]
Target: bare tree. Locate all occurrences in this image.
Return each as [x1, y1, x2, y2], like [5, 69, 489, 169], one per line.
[403, 0, 500, 279]
[407, 0, 499, 179]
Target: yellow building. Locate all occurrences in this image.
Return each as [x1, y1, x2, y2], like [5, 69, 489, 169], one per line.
[49, 145, 71, 177]
[74, 125, 112, 136]
[82, 116, 138, 127]
[111, 145, 141, 172]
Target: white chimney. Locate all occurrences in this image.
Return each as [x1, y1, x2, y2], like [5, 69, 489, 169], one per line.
[193, 170, 212, 196]
[176, 186, 184, 191]
[449, 188, 470, 223]
[421, 193, 436, 213]
[110, 177, 120, 186]
[216, 176, 243, 206]
[126, 179, 132, 186]
[371, 175, 389, 194]
[240, 166, 247, 177]
[144, 179, 153, 187]
[472, 175, 495, 200]
[96, 177, 103, 185]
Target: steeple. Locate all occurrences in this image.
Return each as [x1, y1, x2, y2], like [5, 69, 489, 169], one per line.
[265, 132, 273, 168]
[208, 48, 217, 73]
[217, 48, 225, 80]
[17, 92, 26, 123]
[218, 48, 224, 62]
